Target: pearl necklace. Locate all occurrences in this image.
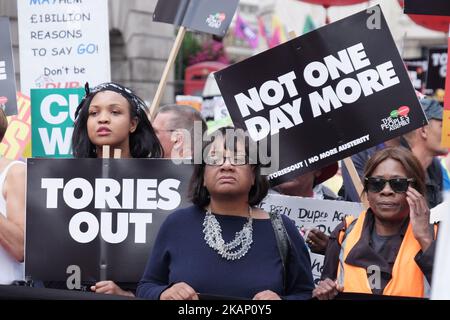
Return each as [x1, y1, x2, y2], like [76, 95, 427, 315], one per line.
[202, 207, 253, 260]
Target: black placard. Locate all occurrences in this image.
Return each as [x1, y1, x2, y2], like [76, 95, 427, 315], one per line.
[215, 6, 427, 186]
[404, 0, 450, 17]
[26, 158, 193, 283]
[0, 17, 18, 116]
[153, 0, 239, 37]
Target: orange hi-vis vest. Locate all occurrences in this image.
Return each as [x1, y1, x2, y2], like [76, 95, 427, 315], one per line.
[336, 211, 433, 298]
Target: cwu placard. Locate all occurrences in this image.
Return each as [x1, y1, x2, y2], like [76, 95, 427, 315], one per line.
[215, 6, 427, 186]
[31, 88, 84, 158]
[26, 158, 193, 283]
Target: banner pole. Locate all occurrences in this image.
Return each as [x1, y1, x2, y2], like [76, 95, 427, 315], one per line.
[343, 157, 369, 209]
[149, 26, 186, 120]
[99, 145, 111, 281]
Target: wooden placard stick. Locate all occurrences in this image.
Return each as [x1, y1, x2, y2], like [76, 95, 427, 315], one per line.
[343, 157, 369, 209]
[149, 26, 187, 120]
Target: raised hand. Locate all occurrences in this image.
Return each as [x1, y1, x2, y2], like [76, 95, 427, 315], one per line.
[406, 187, 433, 252]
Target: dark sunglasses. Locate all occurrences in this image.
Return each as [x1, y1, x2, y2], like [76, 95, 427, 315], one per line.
[364, 177, 415, 193]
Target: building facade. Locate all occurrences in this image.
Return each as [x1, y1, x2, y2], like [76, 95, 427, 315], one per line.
[0, 0, 175, 104]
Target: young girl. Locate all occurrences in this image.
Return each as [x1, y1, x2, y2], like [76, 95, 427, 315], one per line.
[72, 82, 162, 158]
[71, 82, 163, 296]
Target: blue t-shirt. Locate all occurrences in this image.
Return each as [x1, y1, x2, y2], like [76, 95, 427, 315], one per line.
[137, 205, 314, 300]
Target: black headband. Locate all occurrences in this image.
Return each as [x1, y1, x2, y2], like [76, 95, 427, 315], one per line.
[75, 82, 148, 119]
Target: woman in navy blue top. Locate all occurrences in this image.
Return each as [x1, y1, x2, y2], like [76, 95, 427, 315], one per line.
[137, 127, 314, 300]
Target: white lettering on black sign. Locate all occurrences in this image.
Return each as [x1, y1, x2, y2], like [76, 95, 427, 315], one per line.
[234, 43, 400, 141]
[41, 178, 182, 244]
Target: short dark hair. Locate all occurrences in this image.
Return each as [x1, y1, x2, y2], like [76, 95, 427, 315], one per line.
[363, 146, 426, 196]
[189, 127, 269, 207]
[72, 83, 162, 158]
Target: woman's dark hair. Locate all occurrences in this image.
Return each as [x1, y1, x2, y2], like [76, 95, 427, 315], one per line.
[363, 146, 426, 196]
[72, 82, 162, 158]
[189, 126, 269, 208]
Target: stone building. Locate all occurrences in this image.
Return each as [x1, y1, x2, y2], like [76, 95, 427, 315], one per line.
[0, 0, 175, 104]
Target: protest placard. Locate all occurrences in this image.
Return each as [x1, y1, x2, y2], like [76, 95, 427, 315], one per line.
[425, 47, 447, 98]
[31, 88, 84, 158]
[0, 93, 31, 159]
[0, 17, 18, 116]
[17, 0, 111, 96]
[26, 158, 193, 282]
[404, 0, 450, 17]
[215, 6, 427, 186]
[431, 205, 450, 299]
[153, 0, 239, 37]
[149, 0, 239, 118]
[259, 194, 363, 283]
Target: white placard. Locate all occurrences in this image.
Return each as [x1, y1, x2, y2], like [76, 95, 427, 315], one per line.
[431, 199, 450, 300]
[259, 194, 363, 283]
[17, 0, 111, 95]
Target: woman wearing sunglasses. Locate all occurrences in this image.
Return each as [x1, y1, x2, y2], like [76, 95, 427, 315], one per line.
[313, 147, 437, 299]
[137, 127, 314, 300]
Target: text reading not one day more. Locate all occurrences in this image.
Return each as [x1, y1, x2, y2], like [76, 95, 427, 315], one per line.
[234, 43, 401, 141]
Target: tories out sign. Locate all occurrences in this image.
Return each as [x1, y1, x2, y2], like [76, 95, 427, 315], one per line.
[26, 159, 193, 282]
[17, 0, 111, 96]
[215, 6, 427, 186]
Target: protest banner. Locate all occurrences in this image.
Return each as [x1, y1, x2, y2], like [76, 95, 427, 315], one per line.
[153, 0, 239, 37]
[31, 88, 84, 158]
[149, 0, 239, 118]
[404, 0, 450, 17]
[431, 205, 450, 299]
[26, 158, 193, 283]
[443, 28, 450, 148]
[0, 18, 18, 116]
[259, 194, 363, 283]
[425, 47, 447, 98]
[404, 58, 427, 93]
[0, 93, 31, 160]
[215, 6, 428, 186]
[17, 0, 111, 96]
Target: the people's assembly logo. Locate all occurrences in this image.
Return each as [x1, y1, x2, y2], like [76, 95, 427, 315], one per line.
[380, 106, 411, 132]
[206, 12, 226, 29]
